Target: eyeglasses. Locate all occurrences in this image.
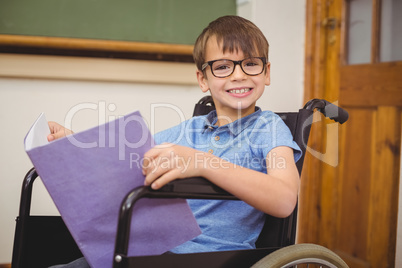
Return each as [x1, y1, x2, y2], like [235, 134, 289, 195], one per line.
[201, 57, 267, 78]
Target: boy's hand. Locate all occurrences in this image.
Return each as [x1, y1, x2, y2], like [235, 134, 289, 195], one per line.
[142, 143, 208, 189]
[47, 121, 73, 141]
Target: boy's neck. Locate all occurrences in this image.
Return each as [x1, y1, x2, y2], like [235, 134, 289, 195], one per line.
[214, 105, 256, 126]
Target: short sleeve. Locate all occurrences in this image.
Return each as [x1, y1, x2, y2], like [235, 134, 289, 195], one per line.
[249, 111, 302, 163]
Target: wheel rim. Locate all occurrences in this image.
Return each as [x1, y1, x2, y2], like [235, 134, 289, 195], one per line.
[281, 257, 339, 268]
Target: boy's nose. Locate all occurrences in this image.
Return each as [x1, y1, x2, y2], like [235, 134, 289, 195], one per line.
[230, 64, 247, 80]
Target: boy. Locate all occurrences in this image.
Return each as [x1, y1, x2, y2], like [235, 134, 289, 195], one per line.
[48, 15, 301, 266]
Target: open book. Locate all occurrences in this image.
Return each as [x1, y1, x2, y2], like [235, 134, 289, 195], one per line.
[24, 111, 201, 268]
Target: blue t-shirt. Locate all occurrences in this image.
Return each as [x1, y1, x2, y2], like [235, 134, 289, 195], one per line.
[154, 108, 301, 253]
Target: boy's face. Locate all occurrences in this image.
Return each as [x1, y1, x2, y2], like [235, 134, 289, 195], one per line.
[197, 36, 270, 121]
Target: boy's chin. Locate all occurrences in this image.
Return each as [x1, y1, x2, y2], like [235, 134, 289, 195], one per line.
[226, 103, 257, 114]
[231, 100, 256, 110]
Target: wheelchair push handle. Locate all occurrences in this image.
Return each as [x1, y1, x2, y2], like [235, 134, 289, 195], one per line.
[303, 99, 349, 124]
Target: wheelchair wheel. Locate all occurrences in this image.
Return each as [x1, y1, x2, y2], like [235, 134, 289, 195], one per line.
[251, 243, 349, 268]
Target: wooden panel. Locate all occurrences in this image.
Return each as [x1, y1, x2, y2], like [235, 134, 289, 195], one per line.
[299, 0, 336, 247]
[303, 0, 327, 101]
[337, 108, 373, 258]
[319, 117, 341, 249]
[340, 62, 402, 107]
[298, 0, 324, 244]
[318, 0, 343, 250]
[370, 0, 381, 63]
[326, 105, 400, 268]
[298, 112, 325, 243]
[367, 106, 400, 267]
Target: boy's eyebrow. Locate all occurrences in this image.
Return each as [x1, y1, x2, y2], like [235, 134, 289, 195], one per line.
[205, 56, 261, 62]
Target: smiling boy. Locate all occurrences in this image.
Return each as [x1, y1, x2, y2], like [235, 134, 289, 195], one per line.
[142, 15, 301, 253]
[48, 15, 301, 266]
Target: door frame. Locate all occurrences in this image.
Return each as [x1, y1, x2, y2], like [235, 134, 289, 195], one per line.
[299, 0, 401, 267]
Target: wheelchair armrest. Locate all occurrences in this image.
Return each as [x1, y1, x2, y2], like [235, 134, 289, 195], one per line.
[114, 178, 238, 263]
[159, 177, 233, 196]
[303, 98, 349, 124]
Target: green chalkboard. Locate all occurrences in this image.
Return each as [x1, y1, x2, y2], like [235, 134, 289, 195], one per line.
[0, 0, 236, 45]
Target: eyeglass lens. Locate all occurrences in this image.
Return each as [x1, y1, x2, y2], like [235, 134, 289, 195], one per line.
[211, 57, 264, 77]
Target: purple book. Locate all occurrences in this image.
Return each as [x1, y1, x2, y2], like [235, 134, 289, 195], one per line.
[24, 111, 201, 268]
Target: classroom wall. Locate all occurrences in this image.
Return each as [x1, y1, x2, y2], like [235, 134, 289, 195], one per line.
[0, 0, 306, 263]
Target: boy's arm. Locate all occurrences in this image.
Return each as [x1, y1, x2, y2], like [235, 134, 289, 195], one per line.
[143, 144, 299, 218]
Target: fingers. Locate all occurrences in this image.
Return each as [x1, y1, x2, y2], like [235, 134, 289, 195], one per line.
[47, 121, 73, 141]
[142, 147, 174, 188]
[47, 134, 56, 142]
[142, 143, 187, 189]
[146, 168, 181, 190]
[142, 143, 169, 174]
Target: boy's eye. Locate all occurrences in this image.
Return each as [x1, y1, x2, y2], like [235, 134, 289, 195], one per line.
[244, 59, 261, 67]
[245, 62, 258, 67]
[213, 63, 232, 71]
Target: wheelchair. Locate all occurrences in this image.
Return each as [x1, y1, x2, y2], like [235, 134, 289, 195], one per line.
[12, 97, 349, 268]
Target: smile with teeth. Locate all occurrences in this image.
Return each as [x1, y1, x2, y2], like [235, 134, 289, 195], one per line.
[227, 88, 252, 94]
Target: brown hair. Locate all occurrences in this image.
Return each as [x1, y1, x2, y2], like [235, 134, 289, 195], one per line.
[193, 15, 269, 71]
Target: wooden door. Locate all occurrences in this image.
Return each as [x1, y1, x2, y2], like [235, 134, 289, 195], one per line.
[298, 0, 402, 267]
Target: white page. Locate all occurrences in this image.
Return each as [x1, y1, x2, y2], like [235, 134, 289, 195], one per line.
[24, 113, 50, 151]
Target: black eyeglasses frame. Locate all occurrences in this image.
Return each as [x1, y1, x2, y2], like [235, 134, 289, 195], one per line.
[201, 57, 267, 78]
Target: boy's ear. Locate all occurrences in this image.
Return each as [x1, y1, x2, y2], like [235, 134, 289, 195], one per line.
[196, 70, 210, 93]
[265, 62, 271, 86]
